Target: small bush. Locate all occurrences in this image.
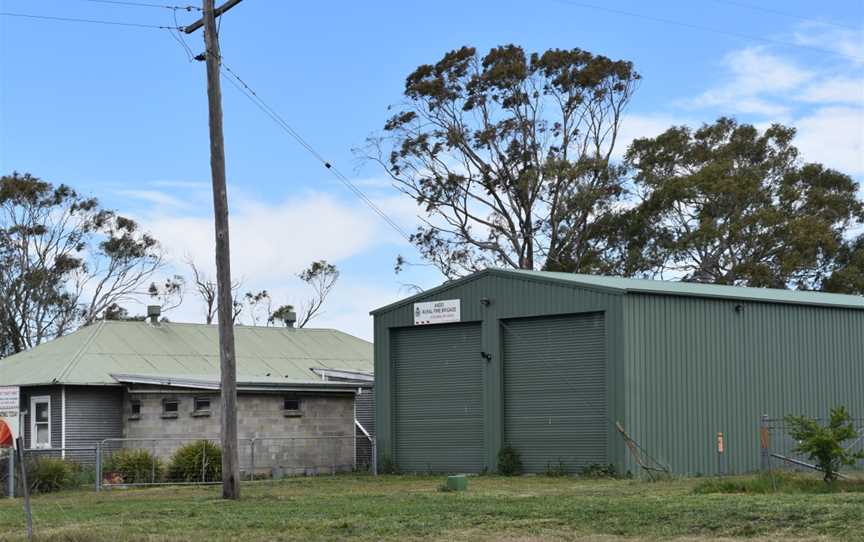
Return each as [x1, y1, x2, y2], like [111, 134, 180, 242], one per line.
[105, 449, 162, 484]
[497, 445, 522, 476]
[27, 457, 75, 493]
[785, 406, 864, 484]
[580, 463, 617, 479]
[379, 455, 399, 475]
[167, 440, 221, 482]
[544, 459, 569, 477]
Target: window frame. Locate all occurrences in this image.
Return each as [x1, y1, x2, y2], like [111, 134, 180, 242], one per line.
[129, 399, 142, 420]
[193, 396, 211, 417]
[30, 395, 51, 449]
[282, 395, 302, 417]
[161, 398, 179, 419]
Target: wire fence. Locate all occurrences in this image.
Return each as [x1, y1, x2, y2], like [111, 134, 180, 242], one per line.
[760, 415, 864, 474]
[3, 432, 376, 495]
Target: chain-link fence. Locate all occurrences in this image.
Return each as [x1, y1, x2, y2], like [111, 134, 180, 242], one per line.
[4, 432, 376, 493]
[97, 434, 375, 489]
[760, 414, 864, 474]
[1, 448, 12, 498]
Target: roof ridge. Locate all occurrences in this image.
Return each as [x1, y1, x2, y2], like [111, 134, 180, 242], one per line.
[55, 320, 106, 382]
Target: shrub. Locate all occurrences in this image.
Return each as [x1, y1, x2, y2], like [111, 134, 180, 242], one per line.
[167, 440, 221, 482]
[379, 455, 399, 475]
[105, 449, 162, 484]
[544, 459, 569, 477]
[27, 457, 75, 493]
[580, 463, 617, 479]
[497, 445, 522, 476]
[785, 406, 864, 484]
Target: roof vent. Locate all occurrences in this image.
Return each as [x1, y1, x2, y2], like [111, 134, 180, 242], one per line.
[146, 305, 161, 324]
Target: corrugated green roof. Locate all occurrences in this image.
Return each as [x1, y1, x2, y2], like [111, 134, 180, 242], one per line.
[0, 321, 373, 386]
[372, 269, 864, 314]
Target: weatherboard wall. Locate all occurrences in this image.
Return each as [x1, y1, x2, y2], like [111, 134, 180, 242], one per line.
[373, 271, 625, 473]
[622, 293, 864, 476]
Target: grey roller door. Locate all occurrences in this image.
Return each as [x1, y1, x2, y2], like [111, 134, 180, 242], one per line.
[503, 312, 606, 473]
[392, 323, 483, 473]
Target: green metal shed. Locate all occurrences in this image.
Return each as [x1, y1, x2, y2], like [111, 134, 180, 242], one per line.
[372, 269, 864, 476]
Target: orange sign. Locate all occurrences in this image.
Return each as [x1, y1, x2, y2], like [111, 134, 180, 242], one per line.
[0, 419, 11, 448]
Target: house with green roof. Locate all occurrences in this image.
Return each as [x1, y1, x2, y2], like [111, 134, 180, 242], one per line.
[372, 269, 864, 477]
[0, 312, 375, 474]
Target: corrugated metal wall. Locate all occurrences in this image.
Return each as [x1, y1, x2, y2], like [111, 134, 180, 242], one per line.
[355, 388, 375, 468]
[65, 385, 123, 463]
[503, 313, 607, 473]
[623, 294, 864, 476]
[374, 271, 624, 473]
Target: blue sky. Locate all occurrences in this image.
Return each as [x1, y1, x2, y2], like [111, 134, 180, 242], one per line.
[1, 0, 863, 339]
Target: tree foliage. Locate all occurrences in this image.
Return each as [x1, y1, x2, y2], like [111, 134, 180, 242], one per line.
[367, 44, 640, 278]
[622, 118, 864, 288]
[0, 172, 164, 357]
[785, 406, 864, 484]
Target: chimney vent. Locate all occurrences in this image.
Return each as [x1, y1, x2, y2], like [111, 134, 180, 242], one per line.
[284, 310, 297, 329]
[146, 305, 161, 324]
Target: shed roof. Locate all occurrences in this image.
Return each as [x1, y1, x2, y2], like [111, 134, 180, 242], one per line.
[0, 321, 373, 387]
[372, 268, 864, 314]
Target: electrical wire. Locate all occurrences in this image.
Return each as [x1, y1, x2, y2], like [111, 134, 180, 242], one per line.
[78, 0, 201, 10]
[218, 62, 412, 242]
[0, 11, 182, 29]
[709, 0, 860, 32]
[554, 0, 864, 63]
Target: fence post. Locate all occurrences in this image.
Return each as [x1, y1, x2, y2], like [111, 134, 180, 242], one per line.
[250, 439, 255, 482]
[95, 442, 102, 491]
[760, 414, 770, 472]
[7, 448, 14, 498]
[372, 439, 378, 477]
[151, 440, 157, 483]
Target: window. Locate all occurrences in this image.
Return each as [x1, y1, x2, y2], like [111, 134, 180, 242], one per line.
[283, 395, 301, 416]
[193, 397, 211, 416]
[129, 399, 141, 420]
[162, 398, 179, 418]
[30, 396, 51, 449]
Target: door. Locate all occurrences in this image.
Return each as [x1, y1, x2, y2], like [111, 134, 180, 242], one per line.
[503, 312, 607, 473]
[392, 322, 483, 473]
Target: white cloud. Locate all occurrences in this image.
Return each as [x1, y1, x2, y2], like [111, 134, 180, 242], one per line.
[144, 192, 392, 282]
[688, 47, 813, 115]
[613, 113, 694, 159]
[114, 189, 187, 208]
[793, 106, 864, 174]
[793, 25, 864, 65]
[797, 76, 864, 105]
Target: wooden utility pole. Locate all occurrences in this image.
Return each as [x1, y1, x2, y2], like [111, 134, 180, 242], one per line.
[184, 0, 243, 500]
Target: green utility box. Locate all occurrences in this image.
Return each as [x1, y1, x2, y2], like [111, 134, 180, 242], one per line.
[446, 475, 468, 491]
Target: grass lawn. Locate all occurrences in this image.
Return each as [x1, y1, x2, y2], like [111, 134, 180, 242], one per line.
[1, 474, 863, 541]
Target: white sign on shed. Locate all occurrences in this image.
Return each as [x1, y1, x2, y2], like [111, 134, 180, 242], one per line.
[414, 299, 461, 325]
[0, 386, 20, 447]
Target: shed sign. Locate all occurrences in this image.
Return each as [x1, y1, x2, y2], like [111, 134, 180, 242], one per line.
[414, 299, 461, 325]
[0, 386, 19, 448]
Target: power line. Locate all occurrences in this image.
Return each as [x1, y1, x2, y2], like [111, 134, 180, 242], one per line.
[78, 0, 201, 10]
[0, 11, 181, 29]
[218, 62, 413, 242]
[709, 0, 861, 32]
[554, 0, 864, 63]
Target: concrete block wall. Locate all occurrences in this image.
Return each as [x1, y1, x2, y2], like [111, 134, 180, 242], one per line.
[121, 390, 355, 474]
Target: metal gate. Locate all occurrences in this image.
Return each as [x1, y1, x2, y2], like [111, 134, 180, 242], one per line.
[502, 312, 607, 473]
[392, 322, 483, 473]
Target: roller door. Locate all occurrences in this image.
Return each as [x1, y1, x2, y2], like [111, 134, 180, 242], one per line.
[392, 323, 483, 473]
[503, 312, 606, 473]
